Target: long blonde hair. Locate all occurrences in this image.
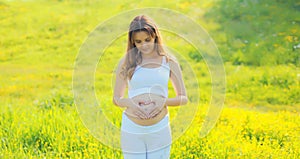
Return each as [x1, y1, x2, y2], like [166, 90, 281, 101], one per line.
[121, 15, 168, 80]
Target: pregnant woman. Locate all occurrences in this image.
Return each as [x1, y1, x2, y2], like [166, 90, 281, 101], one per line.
[113, 15, 188, 159]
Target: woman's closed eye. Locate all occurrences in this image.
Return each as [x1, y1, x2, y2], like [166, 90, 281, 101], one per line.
[135, 40, 141, 43]
[135, 38, 151, 44]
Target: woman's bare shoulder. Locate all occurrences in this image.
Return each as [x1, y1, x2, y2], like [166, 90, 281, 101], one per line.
[119, 56, 126, 64]
[114, 56, 126, 74]
[167, 54, 179, 67]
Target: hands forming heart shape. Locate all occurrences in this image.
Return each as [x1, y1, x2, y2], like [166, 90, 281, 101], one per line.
[127, 95, 166, 119]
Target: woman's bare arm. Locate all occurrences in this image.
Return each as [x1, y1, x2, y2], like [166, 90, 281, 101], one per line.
[166, 60, 188, 106]
[113, 57, 131, 108]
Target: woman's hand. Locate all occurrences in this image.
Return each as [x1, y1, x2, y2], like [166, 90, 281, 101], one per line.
[125, 99, 148, 119]
[142, 96, 166, 118]
[127, 94, 166, 119]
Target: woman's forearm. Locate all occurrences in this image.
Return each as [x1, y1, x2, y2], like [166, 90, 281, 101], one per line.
[166, 95, 188, 106]
[113, 97, 131, 108]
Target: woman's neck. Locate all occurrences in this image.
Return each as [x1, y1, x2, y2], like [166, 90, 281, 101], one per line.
[141, 51, 160, 60]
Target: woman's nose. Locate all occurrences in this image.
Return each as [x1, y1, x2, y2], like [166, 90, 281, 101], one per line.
[141, 42, 148, 47]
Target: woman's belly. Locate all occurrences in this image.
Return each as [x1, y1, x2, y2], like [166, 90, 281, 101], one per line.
[125, 93, 168, 126]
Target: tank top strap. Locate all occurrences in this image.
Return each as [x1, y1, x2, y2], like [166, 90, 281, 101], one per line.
[162, 56, 167, 65]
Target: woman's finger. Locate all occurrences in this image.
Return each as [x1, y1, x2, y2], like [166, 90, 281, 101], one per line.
[136, 110, 148, 119]
[149, 108, 160, 117]
[149, 105, 160, 114]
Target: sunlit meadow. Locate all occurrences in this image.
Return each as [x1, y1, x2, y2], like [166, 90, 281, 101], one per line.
[0, 0, 299, 158]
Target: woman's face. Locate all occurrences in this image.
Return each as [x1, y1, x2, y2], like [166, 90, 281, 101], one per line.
[133, 31, 156, 56]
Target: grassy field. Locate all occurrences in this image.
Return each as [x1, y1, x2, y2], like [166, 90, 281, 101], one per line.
[1, 0, 299, 158]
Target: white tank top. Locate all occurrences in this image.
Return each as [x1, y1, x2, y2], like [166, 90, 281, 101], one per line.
[128, 56, 170, 98]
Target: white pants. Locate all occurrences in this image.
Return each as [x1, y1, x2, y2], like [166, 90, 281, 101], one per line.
[121, 112, 172, 159]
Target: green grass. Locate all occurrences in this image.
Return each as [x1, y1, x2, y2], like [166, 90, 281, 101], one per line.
[0, 0, 299, 158]
[205, 0, 300, 66]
